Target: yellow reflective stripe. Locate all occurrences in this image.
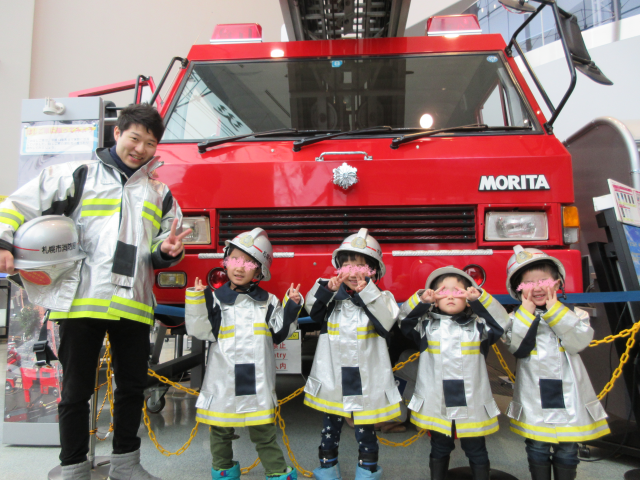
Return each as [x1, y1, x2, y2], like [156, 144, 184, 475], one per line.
[107, 308, 153, 325]
[0, 208, 25, 222]
[328, 331, 339, 336]
[411, 411, 452, 427]
[81, 209, 121, 217]
[462, 350, 480, 355]
[556, 419, 609, 432]
[408, 292, 420, 310]
[559, 346, 565, 352]
[186, 290, 203, 297]
[511, 419, 556, 433]
[142, 211, 161, 229]
[531, 350, 538, 355]
[357, 333, 378, 339]
[305, 394, 344, 409]
[49, 311, 119, 320]
[357, 325, 375, 332]
[426, 348, 440, 354]
[547, 306, 570, 328]
[185, 298, 205, 305]
[143, 201, 162, 217]
[82, 198, 121, 205]
[328, 322, 339, 329]
[543, 300, 563, 319]
[220, 325, 234, 332]
[283, 294, 289, 308]
[428, 340, 440, 345]
[254, 330, 272, 336]
[479, 290, 493, 308]
[458, 424, 499, 438]
[0, 217, 19, 229]
[112, 297, 154, 314]
[353, 403, 399, 416]
[457, 417, 499, 430]
[197, 408, 274, 419]
[152, 241, 162, 253]
[461, 341, 481, 346]
[253, 322, 268, 327]
[218, 333, 235, 339]
[515, 310, 532, 328]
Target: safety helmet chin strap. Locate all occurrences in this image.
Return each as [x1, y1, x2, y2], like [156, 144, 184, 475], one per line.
[560, 281, 567, 301]
[33, 311, 58, 367]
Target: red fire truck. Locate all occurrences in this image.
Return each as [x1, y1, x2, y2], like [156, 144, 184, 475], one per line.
[71, 1, 610, 306]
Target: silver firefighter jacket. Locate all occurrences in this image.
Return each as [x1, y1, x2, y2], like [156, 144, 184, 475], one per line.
[303, 278, 402, 425]
[398, 289, 511, 437]
[503, 303, 610, 443]
[0, 148, 184, 324]
[185, 282, 302, 426]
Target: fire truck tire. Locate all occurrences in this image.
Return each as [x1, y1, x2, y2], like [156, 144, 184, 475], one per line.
[145, 395, 166, 414]
[51, 388, 60, 398]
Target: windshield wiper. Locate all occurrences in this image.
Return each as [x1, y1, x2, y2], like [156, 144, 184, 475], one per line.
[293, 126, 399, 152]
[198, 128, 340, 153]
[390, 124, 533, 149]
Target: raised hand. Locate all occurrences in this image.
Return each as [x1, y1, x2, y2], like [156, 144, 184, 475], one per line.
[160, 218, 193, 257]
[354, 272, 367, 293]
[433, 285, 448, 300]
[545, 282, 559, 311]
[420, 289, 437, 304]
[466, 286, 481, 302]
[521, 288, 536, 314]
[327, 272, 348, 291]
[194, 277, 205, 291]
[287, 283, 302, 304]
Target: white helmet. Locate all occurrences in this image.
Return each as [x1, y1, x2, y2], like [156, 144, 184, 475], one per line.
[13, 216, 86, 269]
[332, 228, 385, 279]
[224, 228, 273, 281]
[506, 245, 565, 299]
[425, 266, 477, 291]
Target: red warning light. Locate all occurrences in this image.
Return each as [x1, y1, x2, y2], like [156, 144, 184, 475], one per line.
[426, 15, 482, 36]
[208, 268, 229, 290]
[210, 23, 263, 44]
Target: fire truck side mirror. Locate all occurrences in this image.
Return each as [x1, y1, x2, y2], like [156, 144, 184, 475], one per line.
[557, 10, 613, 86]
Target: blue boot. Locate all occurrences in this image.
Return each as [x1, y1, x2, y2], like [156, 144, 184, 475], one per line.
[267, 466, 298, 479]
[211, 461, 241, 479]
[354, 465, 383, 480]
[312, 463, 342, 480]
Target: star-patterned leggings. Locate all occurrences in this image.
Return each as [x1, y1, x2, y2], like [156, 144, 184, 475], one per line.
[319, 414, 379, 467]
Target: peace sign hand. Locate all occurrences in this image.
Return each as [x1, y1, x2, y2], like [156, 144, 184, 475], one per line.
[160, 218, 193, 257]
[288, 283, 302, 304]
[354, 272, 367, 293]
[194, 277, 206, 291]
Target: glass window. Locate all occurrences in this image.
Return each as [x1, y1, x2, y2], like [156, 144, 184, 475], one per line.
[163, 53, 535, 141]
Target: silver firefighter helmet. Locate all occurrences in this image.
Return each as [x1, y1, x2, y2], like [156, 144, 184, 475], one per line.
[13, 215, 86, 269]
[332, 228, 386, 279]
[506, 245, 566, 299]
[425, 266, 477, 291]
[224, 227, 273, 281]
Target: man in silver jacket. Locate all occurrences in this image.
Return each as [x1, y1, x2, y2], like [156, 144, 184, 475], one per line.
[503, 246, 610, 480]
[0, 104, 190, 480]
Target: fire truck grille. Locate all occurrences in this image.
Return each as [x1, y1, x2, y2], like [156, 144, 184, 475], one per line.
[217, 207, 476, 245]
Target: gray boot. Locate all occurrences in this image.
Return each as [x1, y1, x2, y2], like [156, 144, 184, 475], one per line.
[61, 460, 91, 480]
[109, 449, 160, 480]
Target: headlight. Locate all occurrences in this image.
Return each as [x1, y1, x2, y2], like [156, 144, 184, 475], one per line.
[181, 216, 211, 244]
[484, 211, 548, 241]
[157, 271, 187, 288]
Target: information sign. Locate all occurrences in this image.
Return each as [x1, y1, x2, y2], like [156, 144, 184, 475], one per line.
[274, 330, 301, 374]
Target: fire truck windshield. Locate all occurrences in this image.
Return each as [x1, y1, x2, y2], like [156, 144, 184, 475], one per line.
[163, 53, 536, 142]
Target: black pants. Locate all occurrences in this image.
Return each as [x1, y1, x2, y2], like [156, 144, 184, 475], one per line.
[430, 429, 489, 466]
[57, 318, 150, 466]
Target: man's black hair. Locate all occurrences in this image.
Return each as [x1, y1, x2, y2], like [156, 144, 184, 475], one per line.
[335, 251, 381, 280]
[117, 104, 165, 142]
[510, 260, 561, 293]
[432, 273, 472, 290]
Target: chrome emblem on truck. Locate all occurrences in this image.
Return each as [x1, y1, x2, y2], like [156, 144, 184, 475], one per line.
[333, 163, 358, 190]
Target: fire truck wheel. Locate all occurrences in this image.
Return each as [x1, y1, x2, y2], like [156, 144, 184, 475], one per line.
[145, 394, 166, 414]
[51, 388, 60, 398]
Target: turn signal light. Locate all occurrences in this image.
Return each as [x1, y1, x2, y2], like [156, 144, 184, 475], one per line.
[562, 206, 580, 244]
[208, 268, 229, 290]
[463, 264, 486, 288]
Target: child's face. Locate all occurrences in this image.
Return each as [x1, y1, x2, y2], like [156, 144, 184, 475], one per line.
[226, 249, 260, 287]
[434, 277, 468, 315]
[520, 269, 560, 307]
[340, 255, 368, 290]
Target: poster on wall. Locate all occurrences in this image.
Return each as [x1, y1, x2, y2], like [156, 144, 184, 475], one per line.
[17, 120, 99, 188]
[609, 179, 640, 227]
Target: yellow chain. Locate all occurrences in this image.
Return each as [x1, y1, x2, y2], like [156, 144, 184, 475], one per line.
[240, 457, 261, 475]
[589, 322, 638, 346]
[93, 337, 114, 441]
[596, 320, 640, 399]
[377, 428, 427, 447]
[391, 352, 420, 373]
[142, 406, 200, 456]
[146, 369, 200, 396]
[491, 344, 516, 383]
[276, 407, 315, 477]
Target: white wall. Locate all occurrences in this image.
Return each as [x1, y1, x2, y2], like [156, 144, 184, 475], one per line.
[0, 0, 35, 198]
